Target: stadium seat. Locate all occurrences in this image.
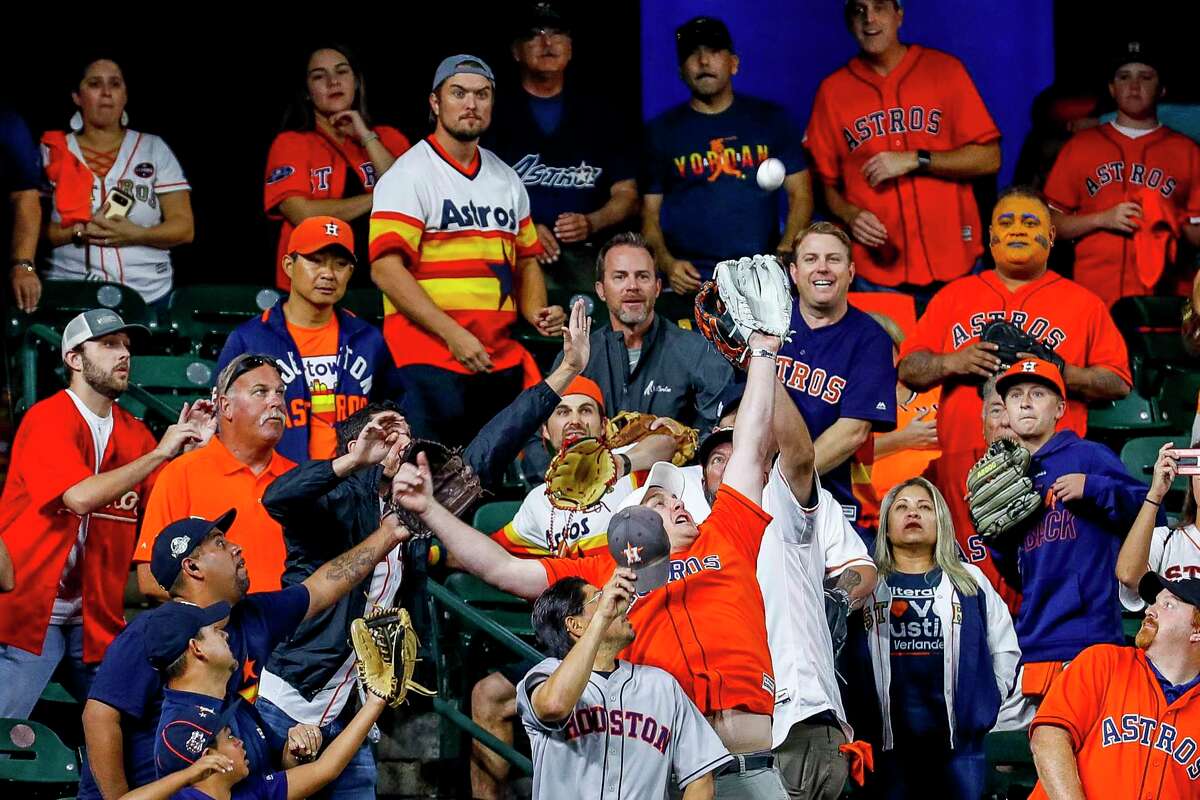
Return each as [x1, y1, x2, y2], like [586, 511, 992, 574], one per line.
[0, 717, 78, 791]
[1120, 435, 1189, 493]
[117, 355, 217, 420]
[1087, 390, 1168, 435]
[6, 280, 150, 344]
[1110, 296, 1188, 365]
[167, 285, 281, 359]
[443, 572, 534, 639]
[1154, 366, 1200, 435]
[339, 288, 384, 327]
[984, 730, 1037, 798]
[472, 501, 521, 535]
[655, 291, 697, 330]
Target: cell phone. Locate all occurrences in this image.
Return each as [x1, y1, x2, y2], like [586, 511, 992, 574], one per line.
[102, 189, 134, 220]
[1172, 449, 1200, 475]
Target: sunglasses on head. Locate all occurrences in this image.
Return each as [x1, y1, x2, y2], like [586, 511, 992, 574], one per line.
[221, 355, 275, 395]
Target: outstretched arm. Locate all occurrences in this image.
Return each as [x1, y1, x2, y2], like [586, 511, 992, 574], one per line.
[117, 753, 235, 800]
[301, 509, 411, 621]
[284, 694, 388, 799]
[723, 332, 781, 504]
[772, 379, 815, 506]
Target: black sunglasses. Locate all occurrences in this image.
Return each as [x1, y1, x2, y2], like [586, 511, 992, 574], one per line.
[221, 354, 276, 395]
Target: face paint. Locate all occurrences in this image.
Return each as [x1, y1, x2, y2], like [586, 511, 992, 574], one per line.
[989, 195, 1054, 273]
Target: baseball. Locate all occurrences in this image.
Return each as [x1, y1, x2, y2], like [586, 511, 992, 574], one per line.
[756, 157, 786, 191]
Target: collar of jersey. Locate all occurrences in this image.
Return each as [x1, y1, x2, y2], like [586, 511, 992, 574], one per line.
[426, 135, 481, 180]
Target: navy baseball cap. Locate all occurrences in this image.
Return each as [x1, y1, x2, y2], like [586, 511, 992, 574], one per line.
[432, 54, 496, 92]
[698, 426, 735, 471]
[515, 1, 570, 40]
[156, 693, 238, 776]
[675, 17, 734, 64]
[145, 600, 232, 669]
[1139, 572, 1200, 608]
[607, 505, 671, 594]
[150, 510, 237, 591]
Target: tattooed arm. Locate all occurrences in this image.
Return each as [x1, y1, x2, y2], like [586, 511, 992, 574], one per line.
[300, 511, 411, 621]
[824, 564, 877, 609]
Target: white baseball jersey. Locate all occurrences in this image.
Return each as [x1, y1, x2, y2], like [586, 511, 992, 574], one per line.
[1119, 523, 1200, 611]
[517, 658, 730, 800]
[757, 462, 874, 747]
[492, 475, 638, 558]
[43, 130, 189, 303]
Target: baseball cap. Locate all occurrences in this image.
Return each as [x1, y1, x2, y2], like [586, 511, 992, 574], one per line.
[515, 1, 570, 40]
[607, 506, 671, 594]
[1138, 572, 1200, 609]
[157, 693, 238, 776]
[145, 600, 232, 669]
[150, 510, 237, 591]
[287, 216, 355, 263]
[697, 426, 735, 470]
[995, 358, 1066, 400]
[432, 54, 496, 92]
[561, 376, 605, 412]
[675, 17, 734, 64]
[60, 308, 149, 359]
[1110, 40, 1163, 79]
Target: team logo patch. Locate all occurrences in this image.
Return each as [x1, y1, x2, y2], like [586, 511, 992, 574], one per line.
[170, 536, 192, 558]
[267, 165, 295, 185]
[762, 673, 775, 694]
[134, 161, 155, 179]
[185, 730, 206, 755]
[324, 222, 340, 237]
[622, 543, 643, 565]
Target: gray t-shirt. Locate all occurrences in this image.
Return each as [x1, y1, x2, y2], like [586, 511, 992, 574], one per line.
[517, 658, 729, 799]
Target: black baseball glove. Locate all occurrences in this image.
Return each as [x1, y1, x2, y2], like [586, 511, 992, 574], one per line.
[979, 320, 1065, 372]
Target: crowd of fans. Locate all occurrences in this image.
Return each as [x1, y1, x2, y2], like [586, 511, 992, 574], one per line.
[3, 1, 1200, 798]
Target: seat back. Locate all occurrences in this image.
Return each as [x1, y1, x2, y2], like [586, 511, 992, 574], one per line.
[339, 288, 385, 327]
[1155, 367, 1200, 434]
[471, 501, 522, 535]
[1087, 390, 1167, 434]
[1120, 435, 1189, 492]
[1111, 296, 1188, 364]
[0, 718, 79, 787]
[7, 280, 150, 343]
[168, 285, 281, 358]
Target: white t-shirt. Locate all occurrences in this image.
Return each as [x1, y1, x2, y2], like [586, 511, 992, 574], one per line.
[52, 390, 115, 624]
[43, 130, 190, 303]
[757, 463, 874, 746]
[1119, 523, 1200, 611]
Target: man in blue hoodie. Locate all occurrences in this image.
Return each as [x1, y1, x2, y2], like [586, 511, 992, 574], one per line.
[217, 216, 395, 463]
[990, 357, 1159, 720]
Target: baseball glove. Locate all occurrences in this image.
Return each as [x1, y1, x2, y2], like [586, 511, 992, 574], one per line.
[966, 438, 1044, 544]
[350, 607, 436, 708]
[978, 320, 1065, 373]
[695, 255, 793, 368]
[545, 436, 619, 511]
[824, 587, 851, 660]
[605, 411, 699, 467]
[385, 439, 484, 535]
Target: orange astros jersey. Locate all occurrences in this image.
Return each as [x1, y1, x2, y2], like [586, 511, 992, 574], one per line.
[1030, 644, 1200, 799]
[805, 45, 999, 287]
[368, 136, 542, 374]
[541, 485, 775, 716]
[1044, 123, 1200, 307]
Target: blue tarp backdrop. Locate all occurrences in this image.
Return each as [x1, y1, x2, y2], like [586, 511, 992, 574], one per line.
[640, 1, 1056, 188]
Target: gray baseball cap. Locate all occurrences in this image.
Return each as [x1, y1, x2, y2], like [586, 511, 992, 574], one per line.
[607, 505, 672, 594]
[431, 54, 496, 92]
[61, 308, 149, 359]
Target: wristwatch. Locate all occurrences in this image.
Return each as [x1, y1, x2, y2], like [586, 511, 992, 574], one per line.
[71, 227, 85, 247]
[916, 149, 933, 173]
[11, 259, 35, 274]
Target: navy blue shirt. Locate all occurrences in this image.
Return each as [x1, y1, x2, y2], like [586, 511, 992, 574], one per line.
[642, 95, 806, 278]
[156, 692, 284, 779]
[1149, 658, 1200, 705]
[0, 109, 41, 193]
[80, 587, 310, 799]
[888, 570, 948, 740]
[486, 87, 635, 237]
[778, 305, 896, 530]
[171, 771, 287, 800]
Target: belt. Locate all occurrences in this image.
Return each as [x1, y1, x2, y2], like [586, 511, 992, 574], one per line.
[716, 753, 775, 777]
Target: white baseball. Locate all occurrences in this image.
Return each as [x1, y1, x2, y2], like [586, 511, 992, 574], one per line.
[756, 157, 786, 191]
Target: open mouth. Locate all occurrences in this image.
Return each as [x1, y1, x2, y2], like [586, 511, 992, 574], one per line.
[674, 513, 690, 525]
[812, 279, 834, 288]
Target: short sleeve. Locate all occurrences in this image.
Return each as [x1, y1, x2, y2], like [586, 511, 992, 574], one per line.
[821, 503, 873, 575]
[88, 626, 160, 719]
[368, 163, 426, 264]
[901, 284, 956, 358]
[491, 492, 547, 557]
[945, 58, 1000, 147]
[515, 658, 570, 733]
[1029, 644, 1113, 749]
[668, 675, 732, 787]
[707, 485, 772, 560]
[0, 111, 42, 191]
[10, 407, 93, 509]
[241, 771, 288, 800]
[770, 107, 807, 176]
[1043, 139, 1082, 214]
[1082, 301, 1132, 384]
[264, 132, 314, 216]
[839, 321, 898, 430]
[514, 183, 543, 259]
[540, 553, 612, 588]
[242, 585, 311, 654]
[376, 126, 412, 160]
[802, 84, 841, 184]
[150, 136, 189, 194]
[136, 462, 188, 563]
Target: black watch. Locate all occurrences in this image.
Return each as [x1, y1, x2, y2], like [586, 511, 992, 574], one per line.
[916, 149, 933, 173]
[71, 228, 85, 247]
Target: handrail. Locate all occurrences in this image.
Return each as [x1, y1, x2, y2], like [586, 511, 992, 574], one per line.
[431, 697, 532, 775]
[425, 580, 541, 662]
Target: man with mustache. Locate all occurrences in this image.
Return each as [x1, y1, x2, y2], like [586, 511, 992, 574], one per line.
[217, 216, 395, 464]
[486, 1, 640, 292]
[0, 309, 211, 718]
[1029, 573, 1200, 799]
[369, 54, 564, 448]
[133, 353, 297, 599]
[642, 16, 811, 294]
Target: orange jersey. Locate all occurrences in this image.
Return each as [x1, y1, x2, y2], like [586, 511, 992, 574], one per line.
[284, 316, 339, 460]
[369, 137, 542, 375]
[541, 485, 774, 716]
[870, 386, 941, 496]
[1044, 124, 1200, 306]
[1030, 644, 1200, 799]
[264, 126, 411, 289]
[805, 45, 999, 287]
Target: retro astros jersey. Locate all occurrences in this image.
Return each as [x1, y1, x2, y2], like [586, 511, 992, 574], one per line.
[1044, 123, 1200, 306]
[805, 45, 999, 287]
[1030, 644, 1200, 799]
[368, 137, 542, 374]
[541, 485, 775, 716]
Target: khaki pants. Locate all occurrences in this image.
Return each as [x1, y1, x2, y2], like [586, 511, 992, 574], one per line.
[774, 717, 848, 800]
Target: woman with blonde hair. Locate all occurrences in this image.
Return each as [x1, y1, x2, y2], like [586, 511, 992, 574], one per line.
[846, 477, 1019, 799]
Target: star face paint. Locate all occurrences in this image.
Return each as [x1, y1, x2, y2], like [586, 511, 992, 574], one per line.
[990, 195, 1055, 273]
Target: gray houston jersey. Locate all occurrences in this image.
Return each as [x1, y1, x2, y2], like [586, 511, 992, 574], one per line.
[517, 658, 730, 800]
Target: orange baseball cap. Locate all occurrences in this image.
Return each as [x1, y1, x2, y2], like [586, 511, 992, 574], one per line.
[561, 376, 605, 411]
[996, 358, 1066, 399]
[287, 216, 356, 262]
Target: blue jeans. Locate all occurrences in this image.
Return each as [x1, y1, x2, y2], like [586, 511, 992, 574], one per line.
[0, 623, 95, 718]
[255, 696, 377, 799]
[871, 737, 987, 800]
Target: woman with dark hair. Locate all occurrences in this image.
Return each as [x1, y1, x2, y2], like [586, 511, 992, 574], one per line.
[846, 477, 1020, 799]
[264, 44, 409, 289]
[41, 57, 194, 306]
[1117, 439, 1200, 609]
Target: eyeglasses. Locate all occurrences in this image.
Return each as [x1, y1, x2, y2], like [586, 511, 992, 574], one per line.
[220, 354, 275, 395]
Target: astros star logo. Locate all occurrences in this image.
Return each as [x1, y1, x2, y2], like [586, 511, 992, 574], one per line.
[623, 543, 643, 565]
[487, 262, 515, 310]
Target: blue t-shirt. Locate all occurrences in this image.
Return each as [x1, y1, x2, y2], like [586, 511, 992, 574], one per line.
[641, 95, 806, 277]
[528, 94, 564, 136]
[0, 109, 41, 194]
[156, 692, 285, 779]
[777, 305, 896, 530]
[888, 570, 948, 740]
[80, 587, 310, 799]
[171, 771, 287, 800]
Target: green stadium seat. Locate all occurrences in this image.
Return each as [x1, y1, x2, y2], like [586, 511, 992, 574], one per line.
[6, 280, 150, 343]
[0, 717, 78, 789]
[472, 501, 521, 535]
[1087, 390, 1168, 435]
[167, 284, 281, 359]
[1155, 366, 1200, 435]
[443, 572, 533, 639]
[984, 730, 1037, 797]
[1110, 296, 1188, 365]
[1120, 435, 1189, 492]
[339, 288, 385, 327]
[116, 355, 217, 420]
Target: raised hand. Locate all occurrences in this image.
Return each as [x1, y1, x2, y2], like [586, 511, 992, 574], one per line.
[391, 451, 434, 514]
[560, 298, 593, 373]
